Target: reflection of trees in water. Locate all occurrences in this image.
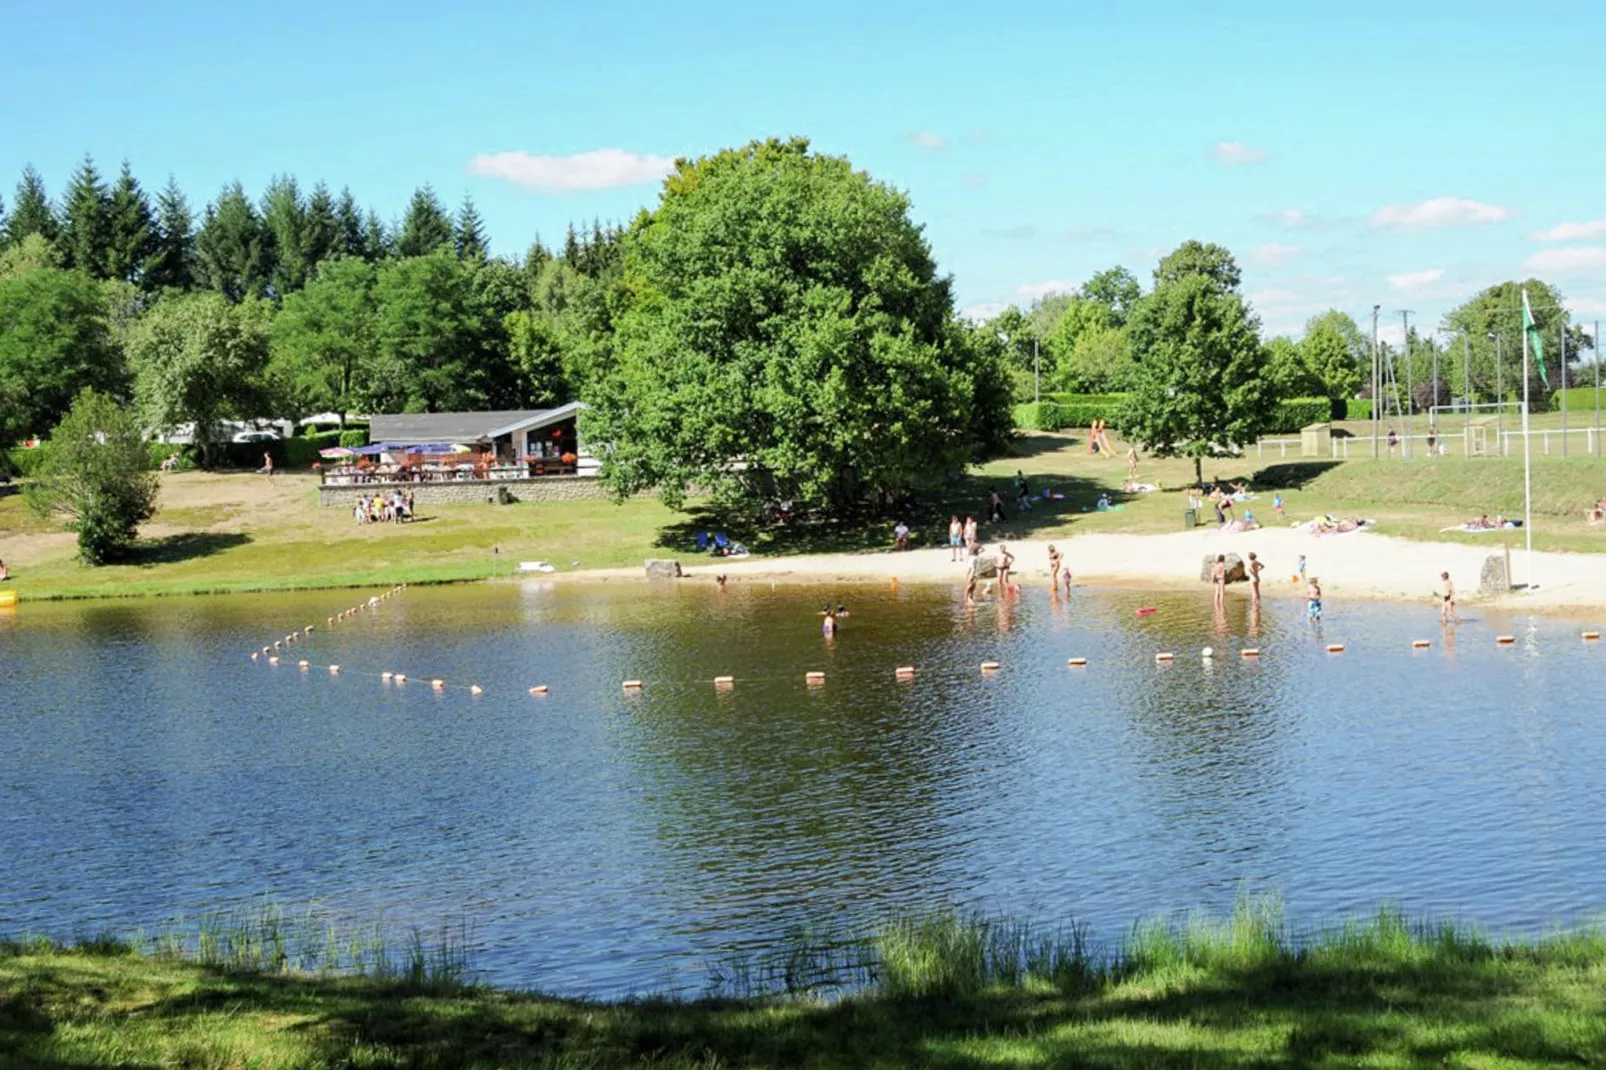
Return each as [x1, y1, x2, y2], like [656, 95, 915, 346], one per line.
[601, 587, 1021, 926]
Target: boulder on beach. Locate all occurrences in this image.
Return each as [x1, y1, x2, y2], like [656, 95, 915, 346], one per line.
[644, 559, 683, 580]
[1200, 553, 1247, 584]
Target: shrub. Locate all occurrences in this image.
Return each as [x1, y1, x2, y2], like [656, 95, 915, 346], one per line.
[1265, 397, 1333, 433]
[1013, 401, 1068, 431]
[339, 429, 369, 449]
[1015, 393, 1130, 432]
[29, 389, 159, 564]
[1550, 386, 1606, 413]
[1345, 398, 1373, 421]
[5, 443, 52, 478]
[145, 442, 189, 471]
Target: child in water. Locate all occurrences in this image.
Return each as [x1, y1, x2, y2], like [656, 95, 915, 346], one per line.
[821, 605, 837, 636]
[1306, 577, 1323, 621]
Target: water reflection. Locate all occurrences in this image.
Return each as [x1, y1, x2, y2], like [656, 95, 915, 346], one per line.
[3, 583, 1606, 995]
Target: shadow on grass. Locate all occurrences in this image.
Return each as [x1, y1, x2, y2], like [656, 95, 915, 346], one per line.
[654, 470, 1127, 559]
[1250, 461, 1344, 490]
[5, 942, 1600, 1069]
[124, 531, 252, 567]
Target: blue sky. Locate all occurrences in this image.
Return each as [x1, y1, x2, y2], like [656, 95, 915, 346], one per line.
[4, 0, 1604, 343]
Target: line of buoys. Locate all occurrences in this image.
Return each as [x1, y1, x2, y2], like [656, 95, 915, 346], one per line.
[1496, 635, 1516, 645]
[980, 661, 1001, 673]
[1412, 639, 1431, 649]
[622, 679, 643, 690]
[805, 671, 826, 684]
[1155, 652, 1174, 662]
[529, 685, 549, 695]
[1241, 649, 1261, 658]
[1067, 657, 1088, 667]
[1584, 632, 1601, 641]
[1326, 644, 1345, 653]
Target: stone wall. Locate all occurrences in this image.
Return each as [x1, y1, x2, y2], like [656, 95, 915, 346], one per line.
[318, 476, 615, 508]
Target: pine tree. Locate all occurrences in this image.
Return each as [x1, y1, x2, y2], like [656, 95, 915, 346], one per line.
[454, 194, 487, 261]
[562, 223, 580, 265]
[60, 155, 112, 277]
[146, 177, 195, 292]
[194, 181, 273, 301]
[397, 185, 453, 257]
[304, 182, 338, 272]
[7, 166, 59, 247]
[0, 192, 7, 250]
[261, 176, 308, 296]
[361, 210, 390, 261]
[104, 160, 157, 285]
[335, 187, 365, 258]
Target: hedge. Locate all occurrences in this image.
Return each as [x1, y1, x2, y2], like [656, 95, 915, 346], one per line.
[1015, 393, 1333, 435]
[7, 441, 192, 476]
[1344, 399, 1373, 421]
[338, 428, 369, 449]
[1266, 397, 1334, 434]
[1549, 386, 1606, 413]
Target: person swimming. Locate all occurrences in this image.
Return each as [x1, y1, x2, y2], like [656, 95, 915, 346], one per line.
[822, 606, 837, 636]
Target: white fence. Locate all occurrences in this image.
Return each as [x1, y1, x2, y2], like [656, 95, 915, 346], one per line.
[1254, 427, 1606, 461]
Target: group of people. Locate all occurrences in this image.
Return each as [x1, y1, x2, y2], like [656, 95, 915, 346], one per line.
[820, 603, 849, 636]
[352, 490, 415, 524]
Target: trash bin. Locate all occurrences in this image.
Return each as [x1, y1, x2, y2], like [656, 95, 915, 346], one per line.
[1183, 508, 1197, 529]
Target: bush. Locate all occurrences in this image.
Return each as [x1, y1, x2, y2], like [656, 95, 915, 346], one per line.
[1344, 398, 1373, 421]
[145, 442, 189, 471]
[5, 443, 51, 478]
[1013, 401, 1068, 431]
[30, 389, 159, 564]
[1015, 393, 1130, 432]
[1265, 397, 1332, 434]
[1550, 386, 1606, 413]
[339, 428, 369, 449]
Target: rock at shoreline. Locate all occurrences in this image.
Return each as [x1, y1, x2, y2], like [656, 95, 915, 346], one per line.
[1200, 553, 1247, 584]
[644, 559, 683, 580]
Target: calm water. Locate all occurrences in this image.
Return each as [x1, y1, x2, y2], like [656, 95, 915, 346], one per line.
[3, 580, 1605, 995]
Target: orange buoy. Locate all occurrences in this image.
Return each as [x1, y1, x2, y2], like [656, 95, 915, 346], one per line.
[528, 685, 549, 695]
[1154, 652, 1174, 662]
[1326, 644, 1345, 653]
[980, 661, 1001, 673]
[1241, 649, 1261, 658]
[1067, 657, 1087, 667]
[622, 679, 643, 690]
[805, 671, 826, 684]
[894, 665, 916, 678]
[1583, 632, 1600, 641]
[713, 675, 735, 686]
[1496, 635, 1516, 645]
[1412, 640, 1431, 649]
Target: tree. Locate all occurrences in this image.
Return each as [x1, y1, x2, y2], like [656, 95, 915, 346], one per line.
[1299, 309, 1366, 403]
[6, 166, 58, 248]
[371, 248, 488, 412]
[335, 187, 366, 258]
[303, 182, 338, 271]
[59, 155, 111, 278]
[28, 388, 158, 564]
[396, 185, 453, 257]
[504, 310, 568, 406]
[262, 176, 309, 295]
[361, 210, 390, 261]
[0, 233, 63, 280]
[1042, 298, 1111, 389]
[1064, 323, 1133, 392]
[269, 257, 378, 423]
[1444, 279, 1592, 401]
[1123, 268, 1271, 485]
[0, 267, 124, 443]
[1153, 240, 1241, 293]
[104, 161, 157, 285]
[146, 177, 195, 292]
[586, 137, 1008, 512]
[1081, 266, 1142, 326]
[455, 194, 487, 262]
[1262, 335, 1318, 398]
[194, 182, 274, 301]
[130, 292, 272, 465]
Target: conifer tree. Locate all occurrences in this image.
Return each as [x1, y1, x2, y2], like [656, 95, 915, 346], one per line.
[7, 166, 59, 247]
[335, 187, 365, 258]
[454, 194, 487, 261]
[0, 192, 7, 250]
[397, 185, 453, 257]
[60, 155, 111, 277]
[304, 182, 338, 270]
[194, 181, 273, 301]
[262, 175, 309, 295]
[104, 160, 157, 285]
[361, 210, 390, 261]
[146, 177, 195, 292]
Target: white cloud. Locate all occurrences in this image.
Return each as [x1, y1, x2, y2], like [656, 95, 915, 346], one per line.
[1569, 296, 1606, 319]
[961, 301, 1010, 322]
[1377, 323, 1407, 347]
[1532, 220, 1606, 242]
[1387, 268, 1446, 293]
[1368, 196, 1513, 230]
[467, 148, 675, 191]
[1015, 279, 1077, 301]
[1249, 242, 1305, 265]
[1524, 247, 1606, 274]
[1260, 208, 1308, 229]
[1247, 287, 1300, 307]
[911, 131, 947, 152]
[1213, 141, 1268, 165]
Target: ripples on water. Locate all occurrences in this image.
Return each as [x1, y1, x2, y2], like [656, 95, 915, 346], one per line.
[2, 581, 1604, 996]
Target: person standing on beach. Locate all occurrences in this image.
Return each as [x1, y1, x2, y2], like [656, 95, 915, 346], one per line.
[1248, 552, 1263, 605]
[964, 515, 979, 554]
[948, 516, 963, 561]
[1439, 571, 1461, 625]
[1048, 544, 1063, 591]
[996, 543, 1015, 595]
[1211, 554, 1226, 609]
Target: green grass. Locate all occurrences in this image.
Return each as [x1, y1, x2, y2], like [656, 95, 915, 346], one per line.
[6, 900, 1606, 1067]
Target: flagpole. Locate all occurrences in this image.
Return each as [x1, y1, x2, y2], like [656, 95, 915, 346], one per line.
[1522, 310, 1534, 589]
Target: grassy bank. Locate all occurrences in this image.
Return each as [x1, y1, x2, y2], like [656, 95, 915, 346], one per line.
[5, 902, 1606, 1067]
[6, 438, 1606, 602]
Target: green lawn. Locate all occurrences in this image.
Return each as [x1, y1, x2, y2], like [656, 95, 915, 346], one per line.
[5, 905, 1606, 1068]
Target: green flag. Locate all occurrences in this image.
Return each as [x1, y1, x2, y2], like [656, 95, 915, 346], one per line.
[1522, 288, 1549, 388]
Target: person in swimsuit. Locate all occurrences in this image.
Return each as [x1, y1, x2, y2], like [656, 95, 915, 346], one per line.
[948, 516, 963, 561]
[1306, 577, 1323, 621]
[996, 543, 1015, 595]
[963, 515, 978, 553]
[1211, 554, 1226, 609]
[1439, 571, 1460, 625]
[1048, 544, 1062, 591]
[821, 606, 837, 637]
[1247, 551, 1263, 605]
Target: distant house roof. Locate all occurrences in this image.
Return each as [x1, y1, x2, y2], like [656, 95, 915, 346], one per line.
[369, 404, 582, 444]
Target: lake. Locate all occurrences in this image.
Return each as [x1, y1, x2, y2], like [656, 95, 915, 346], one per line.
[3, 579, 1604, 996]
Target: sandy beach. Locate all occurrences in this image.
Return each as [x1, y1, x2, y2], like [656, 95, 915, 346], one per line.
[629, 527, 1606, 613]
